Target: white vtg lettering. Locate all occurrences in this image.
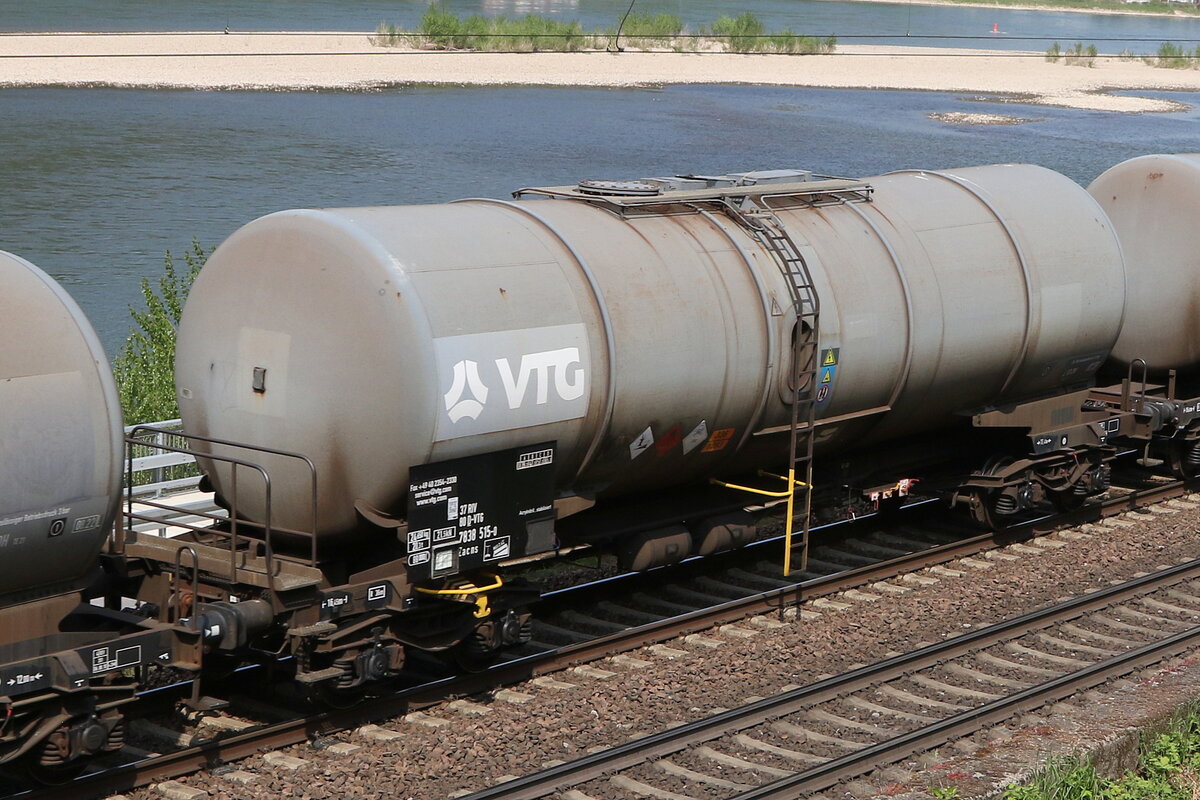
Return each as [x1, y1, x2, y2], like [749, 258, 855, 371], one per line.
[495, 347, 585, 409]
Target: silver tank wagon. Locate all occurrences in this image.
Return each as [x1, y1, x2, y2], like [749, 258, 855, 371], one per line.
[1089, 153, 1200, 373]
[175, 163, 1125, 541]
[0, 251, 123, 599]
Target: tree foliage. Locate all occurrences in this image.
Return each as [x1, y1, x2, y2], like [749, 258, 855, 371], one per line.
[113, 240, 207, 425]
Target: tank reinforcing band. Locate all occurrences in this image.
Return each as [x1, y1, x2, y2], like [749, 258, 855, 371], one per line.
[515, 176, 875, 576]
[451, 197, 620, 486]
[690, 206, 780, 447]
[888, 169, 1035, 399]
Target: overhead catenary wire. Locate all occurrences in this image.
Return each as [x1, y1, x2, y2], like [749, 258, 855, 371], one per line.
[4, 46, 1200, 59]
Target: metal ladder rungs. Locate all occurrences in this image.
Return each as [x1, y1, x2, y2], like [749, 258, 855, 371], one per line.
[720, 200, 819, 577]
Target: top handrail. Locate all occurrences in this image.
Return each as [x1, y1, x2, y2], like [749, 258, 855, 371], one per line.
[121, 425, 322, 577]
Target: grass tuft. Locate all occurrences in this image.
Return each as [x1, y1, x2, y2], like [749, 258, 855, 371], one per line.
[1003, 699, 1200, 799]
[1064, 42, 1098, 66]
[1156, 41, 1198, 69]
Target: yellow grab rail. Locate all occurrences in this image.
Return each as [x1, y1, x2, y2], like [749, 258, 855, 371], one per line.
[757, 469, 809, 489]
[710, 470, 810, 576]
[709, 469, 808, 498]
[708, 479, 792, 498]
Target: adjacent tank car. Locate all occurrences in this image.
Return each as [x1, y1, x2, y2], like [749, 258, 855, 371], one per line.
[0, 251, 181, 775]
[1084, 154, 1200, 479]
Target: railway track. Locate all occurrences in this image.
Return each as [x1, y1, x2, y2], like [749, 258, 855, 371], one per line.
[15, 474, 1191, 799]
[461, 553, 1200, 800]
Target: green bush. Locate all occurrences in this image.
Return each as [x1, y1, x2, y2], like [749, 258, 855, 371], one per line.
[370, 21, 412, 47]
[610, 12, 684, 49]
[113, 240, 206, 425]
[1064, 41, 1097, 67]
[620, 12, 684, 38]
[420, 2, 463, 48]
[710, 12, 767, 52]
[1045, 41, 1061, 62]
[416, 3, 585, 50]
[762, 29, 836, 54]
[1157, 41, 1195, 69]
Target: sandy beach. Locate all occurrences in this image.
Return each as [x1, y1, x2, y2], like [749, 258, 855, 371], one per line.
[1, 32, 1199, 112]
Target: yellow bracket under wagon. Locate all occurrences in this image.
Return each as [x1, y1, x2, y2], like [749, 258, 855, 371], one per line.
[414, 574, 503, 619]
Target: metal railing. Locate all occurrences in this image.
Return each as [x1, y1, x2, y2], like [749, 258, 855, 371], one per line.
[123, 419, 203, 499]
[122, 419, 216, 538]
[121, 426, 321, 582]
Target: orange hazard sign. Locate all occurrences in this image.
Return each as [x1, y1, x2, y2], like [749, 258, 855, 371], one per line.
[702, 427, 736, 453]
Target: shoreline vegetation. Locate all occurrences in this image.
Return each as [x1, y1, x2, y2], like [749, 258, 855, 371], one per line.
[1043, 39, 1200, 67]
[371, 7, 837, 54]
[833, 0, 1200, 17]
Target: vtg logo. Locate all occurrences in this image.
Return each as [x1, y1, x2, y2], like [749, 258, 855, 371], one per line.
[434, 324, 590, 440]
[444, 360, 489, 422]
[444, 347, 586, 423]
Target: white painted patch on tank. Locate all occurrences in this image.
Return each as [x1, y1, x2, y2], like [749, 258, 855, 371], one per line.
[0, 371, 91, 513]
[1040, 283, 1083, 348]
[433, 323, 589, 440]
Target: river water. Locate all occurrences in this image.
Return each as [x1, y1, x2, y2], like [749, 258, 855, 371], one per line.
[6, 0, 1200, 52]
[3, 84, 1199, 355]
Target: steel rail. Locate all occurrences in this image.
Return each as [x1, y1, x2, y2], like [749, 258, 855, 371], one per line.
[737, 624, 1200, 798]
[21, 476, 1191, 799]
[463, 553, 1200, 800]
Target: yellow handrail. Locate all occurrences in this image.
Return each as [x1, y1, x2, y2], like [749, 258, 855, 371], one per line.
[756, 469, 810, 489]
[709, 478, 793, 498]
[784, 468, 797, 576]
[710, 469, 810, 576]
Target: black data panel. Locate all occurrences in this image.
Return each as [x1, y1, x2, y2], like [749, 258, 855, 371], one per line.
[405, 442, 557, 581]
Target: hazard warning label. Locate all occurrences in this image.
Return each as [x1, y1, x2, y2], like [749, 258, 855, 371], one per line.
[702, 427, 736, 452]
[682, 420, 709, 454]
[816, 348, 839, 406]
[629, 426, 654, 459]
[656, 424, 682, 456]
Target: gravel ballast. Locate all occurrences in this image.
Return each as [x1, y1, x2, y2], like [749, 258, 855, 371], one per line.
[113, 496, 1200, 800]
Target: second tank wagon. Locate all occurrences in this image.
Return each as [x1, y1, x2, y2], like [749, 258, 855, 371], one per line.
[176, 163, 1125, 547]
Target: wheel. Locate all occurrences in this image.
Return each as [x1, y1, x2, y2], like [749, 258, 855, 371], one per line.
[19, 739, 90, 786]
[970, 489, 1010, 531]
[20, 759, 89, 786]
[451, 626, 501, 673]
[310, 682, 367, 710]
[1169, 438, 1200, 479]
[1051, 487, 1088, 513]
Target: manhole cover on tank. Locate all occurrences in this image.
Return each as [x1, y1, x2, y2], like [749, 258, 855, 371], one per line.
[577, 179, 661, 196]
